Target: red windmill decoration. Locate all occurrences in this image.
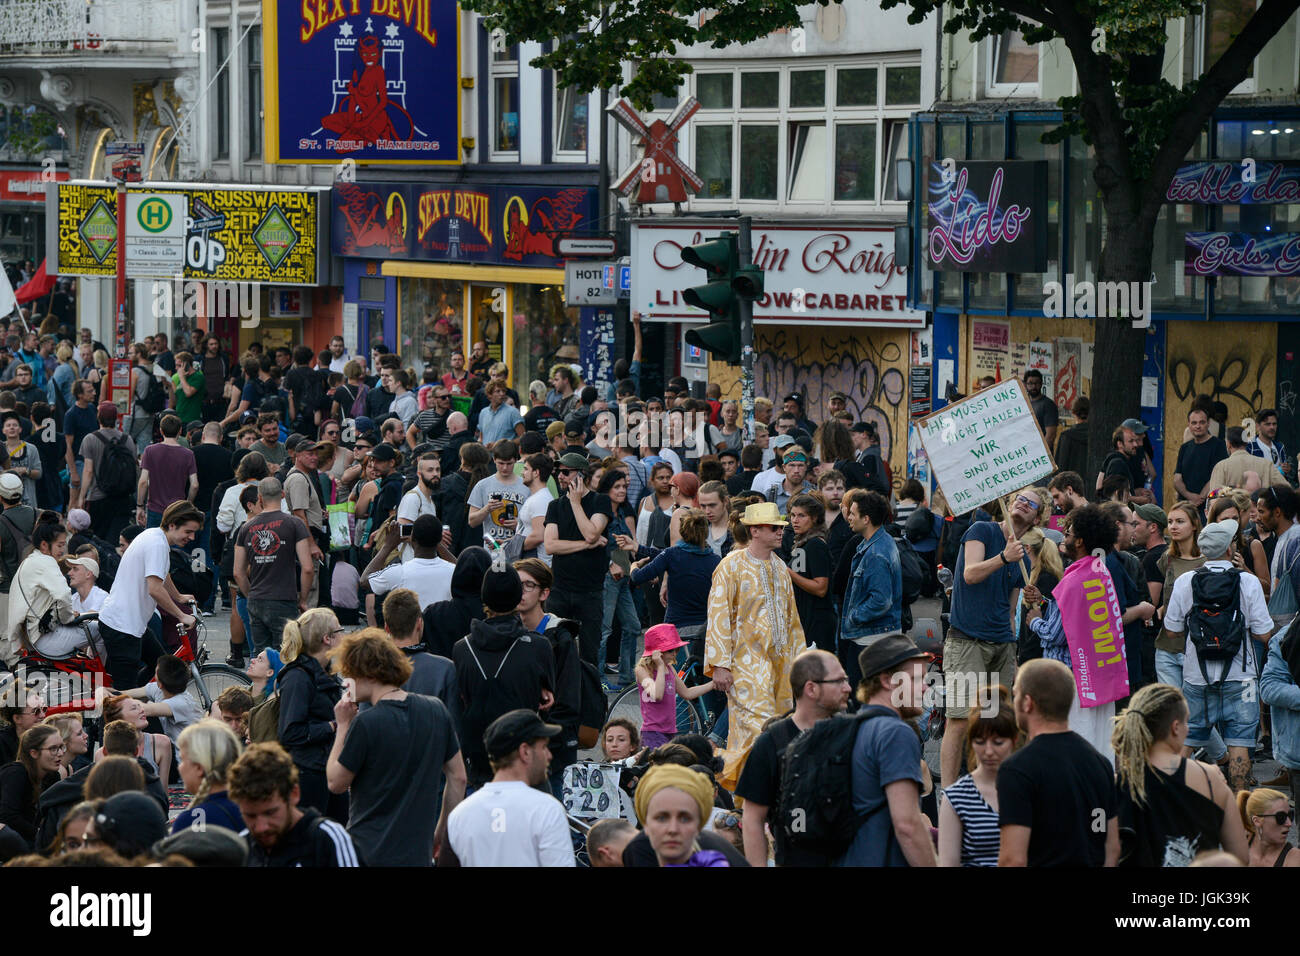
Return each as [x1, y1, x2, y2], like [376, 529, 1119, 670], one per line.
[609, 97, 704, 205]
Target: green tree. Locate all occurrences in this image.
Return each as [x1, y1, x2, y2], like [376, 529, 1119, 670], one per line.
[466, 0, 1300, 475]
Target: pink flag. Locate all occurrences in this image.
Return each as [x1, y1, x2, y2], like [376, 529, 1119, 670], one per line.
[1054, 554, 1130, 708]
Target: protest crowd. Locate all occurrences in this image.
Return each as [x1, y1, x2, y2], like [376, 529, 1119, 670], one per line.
[0, 315, 1298, 870]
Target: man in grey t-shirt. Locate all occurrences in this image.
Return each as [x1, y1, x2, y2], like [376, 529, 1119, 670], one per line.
[467, 439, 527, 545]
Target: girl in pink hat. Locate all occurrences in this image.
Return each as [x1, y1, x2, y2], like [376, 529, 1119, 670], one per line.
[636, 623, 714, 748]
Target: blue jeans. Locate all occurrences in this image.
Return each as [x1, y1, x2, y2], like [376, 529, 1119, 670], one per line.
[1185, 680, 1260, 749]
[146, 510, 162, 528]
[1156, 649, 1227, 760]
[236, 594, 251, 647]
[600, 573, 641, 685]
[129, 413, 152, 455]
[247, 598, 298, 656]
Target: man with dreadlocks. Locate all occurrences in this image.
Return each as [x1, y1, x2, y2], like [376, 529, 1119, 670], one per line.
[1110, 683, 1249, 867]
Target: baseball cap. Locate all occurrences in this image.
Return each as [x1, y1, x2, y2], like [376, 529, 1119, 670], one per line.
[545, 421, 566, 440]
[857, 634, 930, 680]
[151, 826, 249, 867]
[558, 452, 589, 471]
[1135, 504, 1167, 528]
[1121, 418, 1149, 434]
[484, 709, 562, 761]
[296, 440, 320, 454]
[95, 791, 167, 857]
[97, 401, 119, 421]
[370, 443, 397, 462]
[850, 421, 878, 435]
[0, 473, 22, 502]
[66, 555, 99, 579]
[771, 434, 797, 449]
[783, 393, 803, 406]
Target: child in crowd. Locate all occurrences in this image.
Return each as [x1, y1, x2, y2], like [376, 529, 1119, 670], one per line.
[635, 623, 713, 749]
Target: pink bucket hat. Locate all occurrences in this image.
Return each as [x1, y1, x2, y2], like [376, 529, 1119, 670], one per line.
[643, 623, 687, 654]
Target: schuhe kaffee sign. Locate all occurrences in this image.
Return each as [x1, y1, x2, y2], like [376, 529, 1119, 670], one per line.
[631, 223, 924, 328]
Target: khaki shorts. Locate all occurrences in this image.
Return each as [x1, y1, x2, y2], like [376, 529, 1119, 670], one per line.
[943, 627, 1016, 719]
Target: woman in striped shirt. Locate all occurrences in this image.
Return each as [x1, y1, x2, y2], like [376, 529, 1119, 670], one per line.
[938, 689, 1021, 866]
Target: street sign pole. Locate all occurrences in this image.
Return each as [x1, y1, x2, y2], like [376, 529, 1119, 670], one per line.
[115, 181, 127, 358]
[738, 216, 755, 442]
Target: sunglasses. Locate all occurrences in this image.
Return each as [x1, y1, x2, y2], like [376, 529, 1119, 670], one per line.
[1261, 810, 1295, 825]
[1015, 494, 1040, 511]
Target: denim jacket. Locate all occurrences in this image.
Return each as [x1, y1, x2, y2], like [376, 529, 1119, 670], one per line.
[1260, 631, 1300, 770]
[841, 527, 901, 642]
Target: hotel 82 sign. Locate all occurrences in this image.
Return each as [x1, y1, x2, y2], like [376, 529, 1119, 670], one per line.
[55, 182, 323, 285]
[263, 0, 461, 164]
[926, 160, 1048, 274]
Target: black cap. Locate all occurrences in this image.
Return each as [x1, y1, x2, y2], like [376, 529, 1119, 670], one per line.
[481, 566, 524, 613]
[857, 634, 930, 680]
[370, 443, 397, 462]
[783, 393, 803, 406]
[850, 421, 877, 435]
[96, 791, 167, 856]
[151, 825, 249, 867]
[484, 709, 562, 760]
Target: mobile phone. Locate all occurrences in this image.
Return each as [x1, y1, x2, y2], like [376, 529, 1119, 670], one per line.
[399, 523, 413, 539]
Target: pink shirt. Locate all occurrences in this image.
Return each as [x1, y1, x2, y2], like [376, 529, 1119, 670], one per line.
[640, 664, 678, 735]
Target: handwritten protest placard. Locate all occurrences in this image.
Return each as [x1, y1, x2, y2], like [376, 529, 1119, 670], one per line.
[562, 763, 623, 820]
[917, 377, 1055, 514]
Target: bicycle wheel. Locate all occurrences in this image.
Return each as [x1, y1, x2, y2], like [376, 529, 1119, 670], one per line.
[187, 663, 253, 712]
[606, 684, 641, 729]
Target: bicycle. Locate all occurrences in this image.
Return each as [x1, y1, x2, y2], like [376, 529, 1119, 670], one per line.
[173, 602, 252, 711]
[605, 654, 722, 741]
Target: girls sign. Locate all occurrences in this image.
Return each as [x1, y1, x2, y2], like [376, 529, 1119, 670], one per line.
[1054, 555, 1130, 708]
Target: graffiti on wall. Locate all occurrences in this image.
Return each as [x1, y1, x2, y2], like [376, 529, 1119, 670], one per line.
[1168, 343, 1272, 414]
[753, 331, 906, 465]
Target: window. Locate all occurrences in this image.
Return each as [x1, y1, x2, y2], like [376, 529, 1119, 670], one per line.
[489, 32, 519, 158]
[988, 30, 1039, 96]
[1201, 0, 1257, 92]
[690, 59, 916, 209]
[554, 84, 588, 157]
[213, 27, 229, 160]
[244, 26, 262, 160]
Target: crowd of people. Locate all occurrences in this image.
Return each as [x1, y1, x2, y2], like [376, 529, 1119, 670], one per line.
[0, 316, 1295, 869]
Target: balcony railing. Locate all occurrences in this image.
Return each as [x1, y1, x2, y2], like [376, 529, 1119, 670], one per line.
[0, 0, 181, 55]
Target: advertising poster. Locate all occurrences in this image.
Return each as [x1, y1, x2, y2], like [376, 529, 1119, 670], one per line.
[263, 0, 461, 164]
[1054, 337, 1082, 415]
[971, 318, 1009, 386]
[1027, 340, 1054, 396]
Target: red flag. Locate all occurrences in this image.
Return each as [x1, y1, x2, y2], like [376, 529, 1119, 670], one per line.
[15, 259, 54, 305]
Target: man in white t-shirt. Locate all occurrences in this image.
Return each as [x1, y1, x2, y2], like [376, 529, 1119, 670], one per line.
[67, 555, 108, 614]
[467, 439, 527, 546]
[447, 709, 574, 867]
[97, 501, 203, 689]
[361, 514, 455, 610]
[397, 452, 440, 562]
[1164, 518, 1273, 793]
[515, 453, 555, 566]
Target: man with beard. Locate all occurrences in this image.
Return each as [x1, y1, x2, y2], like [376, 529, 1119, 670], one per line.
[839, 636, 937, 866]
[1023, 370, 1058, 449]
[397, 452, 441, 562]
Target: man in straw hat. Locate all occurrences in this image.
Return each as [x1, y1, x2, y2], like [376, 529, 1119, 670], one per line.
[704, 500, 805, 790]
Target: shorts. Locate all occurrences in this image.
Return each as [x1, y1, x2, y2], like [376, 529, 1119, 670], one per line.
[943, 627, 1016, 720]
[1183, 680, 1259, 749]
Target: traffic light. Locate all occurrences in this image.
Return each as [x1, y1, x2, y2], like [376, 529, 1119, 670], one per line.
[682, 232, 761, 366]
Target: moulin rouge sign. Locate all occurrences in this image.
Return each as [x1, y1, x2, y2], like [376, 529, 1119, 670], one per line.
[926, 160, 1049, 274]
[632, 224, 924, 328]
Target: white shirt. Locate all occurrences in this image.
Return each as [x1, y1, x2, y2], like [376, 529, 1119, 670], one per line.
[1271, 523, 1300, 584]
[367, 556, 455, 610]
[750, 466, 783, 500]
[1165, 560, 1272, 686]
[216, 480, 290, 534]
[655, 447, 683, 475]
[516, 486, 555, 566]
[447, 780, 575, 867]
[329, 355, 350, 374]
[73, 585, 108, 614]
[397, 484, 439, 562]
[99, 528, 172, 637]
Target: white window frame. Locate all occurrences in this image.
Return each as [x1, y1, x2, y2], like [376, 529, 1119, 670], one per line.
[1195, 0, 1259, 95]
[985, 30, 1041, 99]
[488, 34, 520, 161]
[685, 58, 919, 213]
[552, 80, 588, 162]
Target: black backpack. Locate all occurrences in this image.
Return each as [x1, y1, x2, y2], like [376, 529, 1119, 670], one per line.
[461, 636, 528, 782]
[778, 708, 889, 864]
[96, 433, 139, 498]
[886, 524, 925, 606]
[1185, 567, 1248, 684]
[577, 658, 605, 750]
[137, 371, 167, 414]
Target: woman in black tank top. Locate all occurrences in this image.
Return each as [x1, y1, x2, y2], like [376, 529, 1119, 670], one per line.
[1239, 786, 1300, 867]
[1114, 684, 1249, 866]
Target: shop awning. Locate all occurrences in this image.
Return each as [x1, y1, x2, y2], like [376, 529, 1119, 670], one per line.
[380, 261, 566, 285]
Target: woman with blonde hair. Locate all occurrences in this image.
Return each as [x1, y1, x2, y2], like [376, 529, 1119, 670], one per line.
[1237, 787, 1299, 866]
[42, 714, 91, 777]
[1112, 683, 1247, 866]
[50, 341, 77, 412]
[277, 607, 347, 821]
[172, 719, 244, 834]
[1016, 527, 1064, 664]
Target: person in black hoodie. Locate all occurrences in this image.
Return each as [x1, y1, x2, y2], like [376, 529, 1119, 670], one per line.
[439, 442, 492, 556]
[228, 741, 362, 866]
[36, 719, 167, 850]
[423, 547, 491, 659]
[276, 607, 347, 823]
[452, 563, 556, 788]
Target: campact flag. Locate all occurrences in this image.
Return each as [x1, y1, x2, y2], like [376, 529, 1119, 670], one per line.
[1054, 554, 1130, 708]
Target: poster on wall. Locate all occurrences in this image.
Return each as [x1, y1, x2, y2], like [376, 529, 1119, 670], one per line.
[926, 160, 1049, 273]
[907, 421, 931, 487]
[580, 307, 615, 396]
[971, 319, 1009, 386]
[262, 0, 461, 165]
[1028, 340, 1053, 396]
[1054, 337, 1082, 417]
[1009, 341, 1029, 378]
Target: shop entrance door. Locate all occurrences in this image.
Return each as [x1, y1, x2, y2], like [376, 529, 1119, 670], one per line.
[469, 283, 508, 375]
